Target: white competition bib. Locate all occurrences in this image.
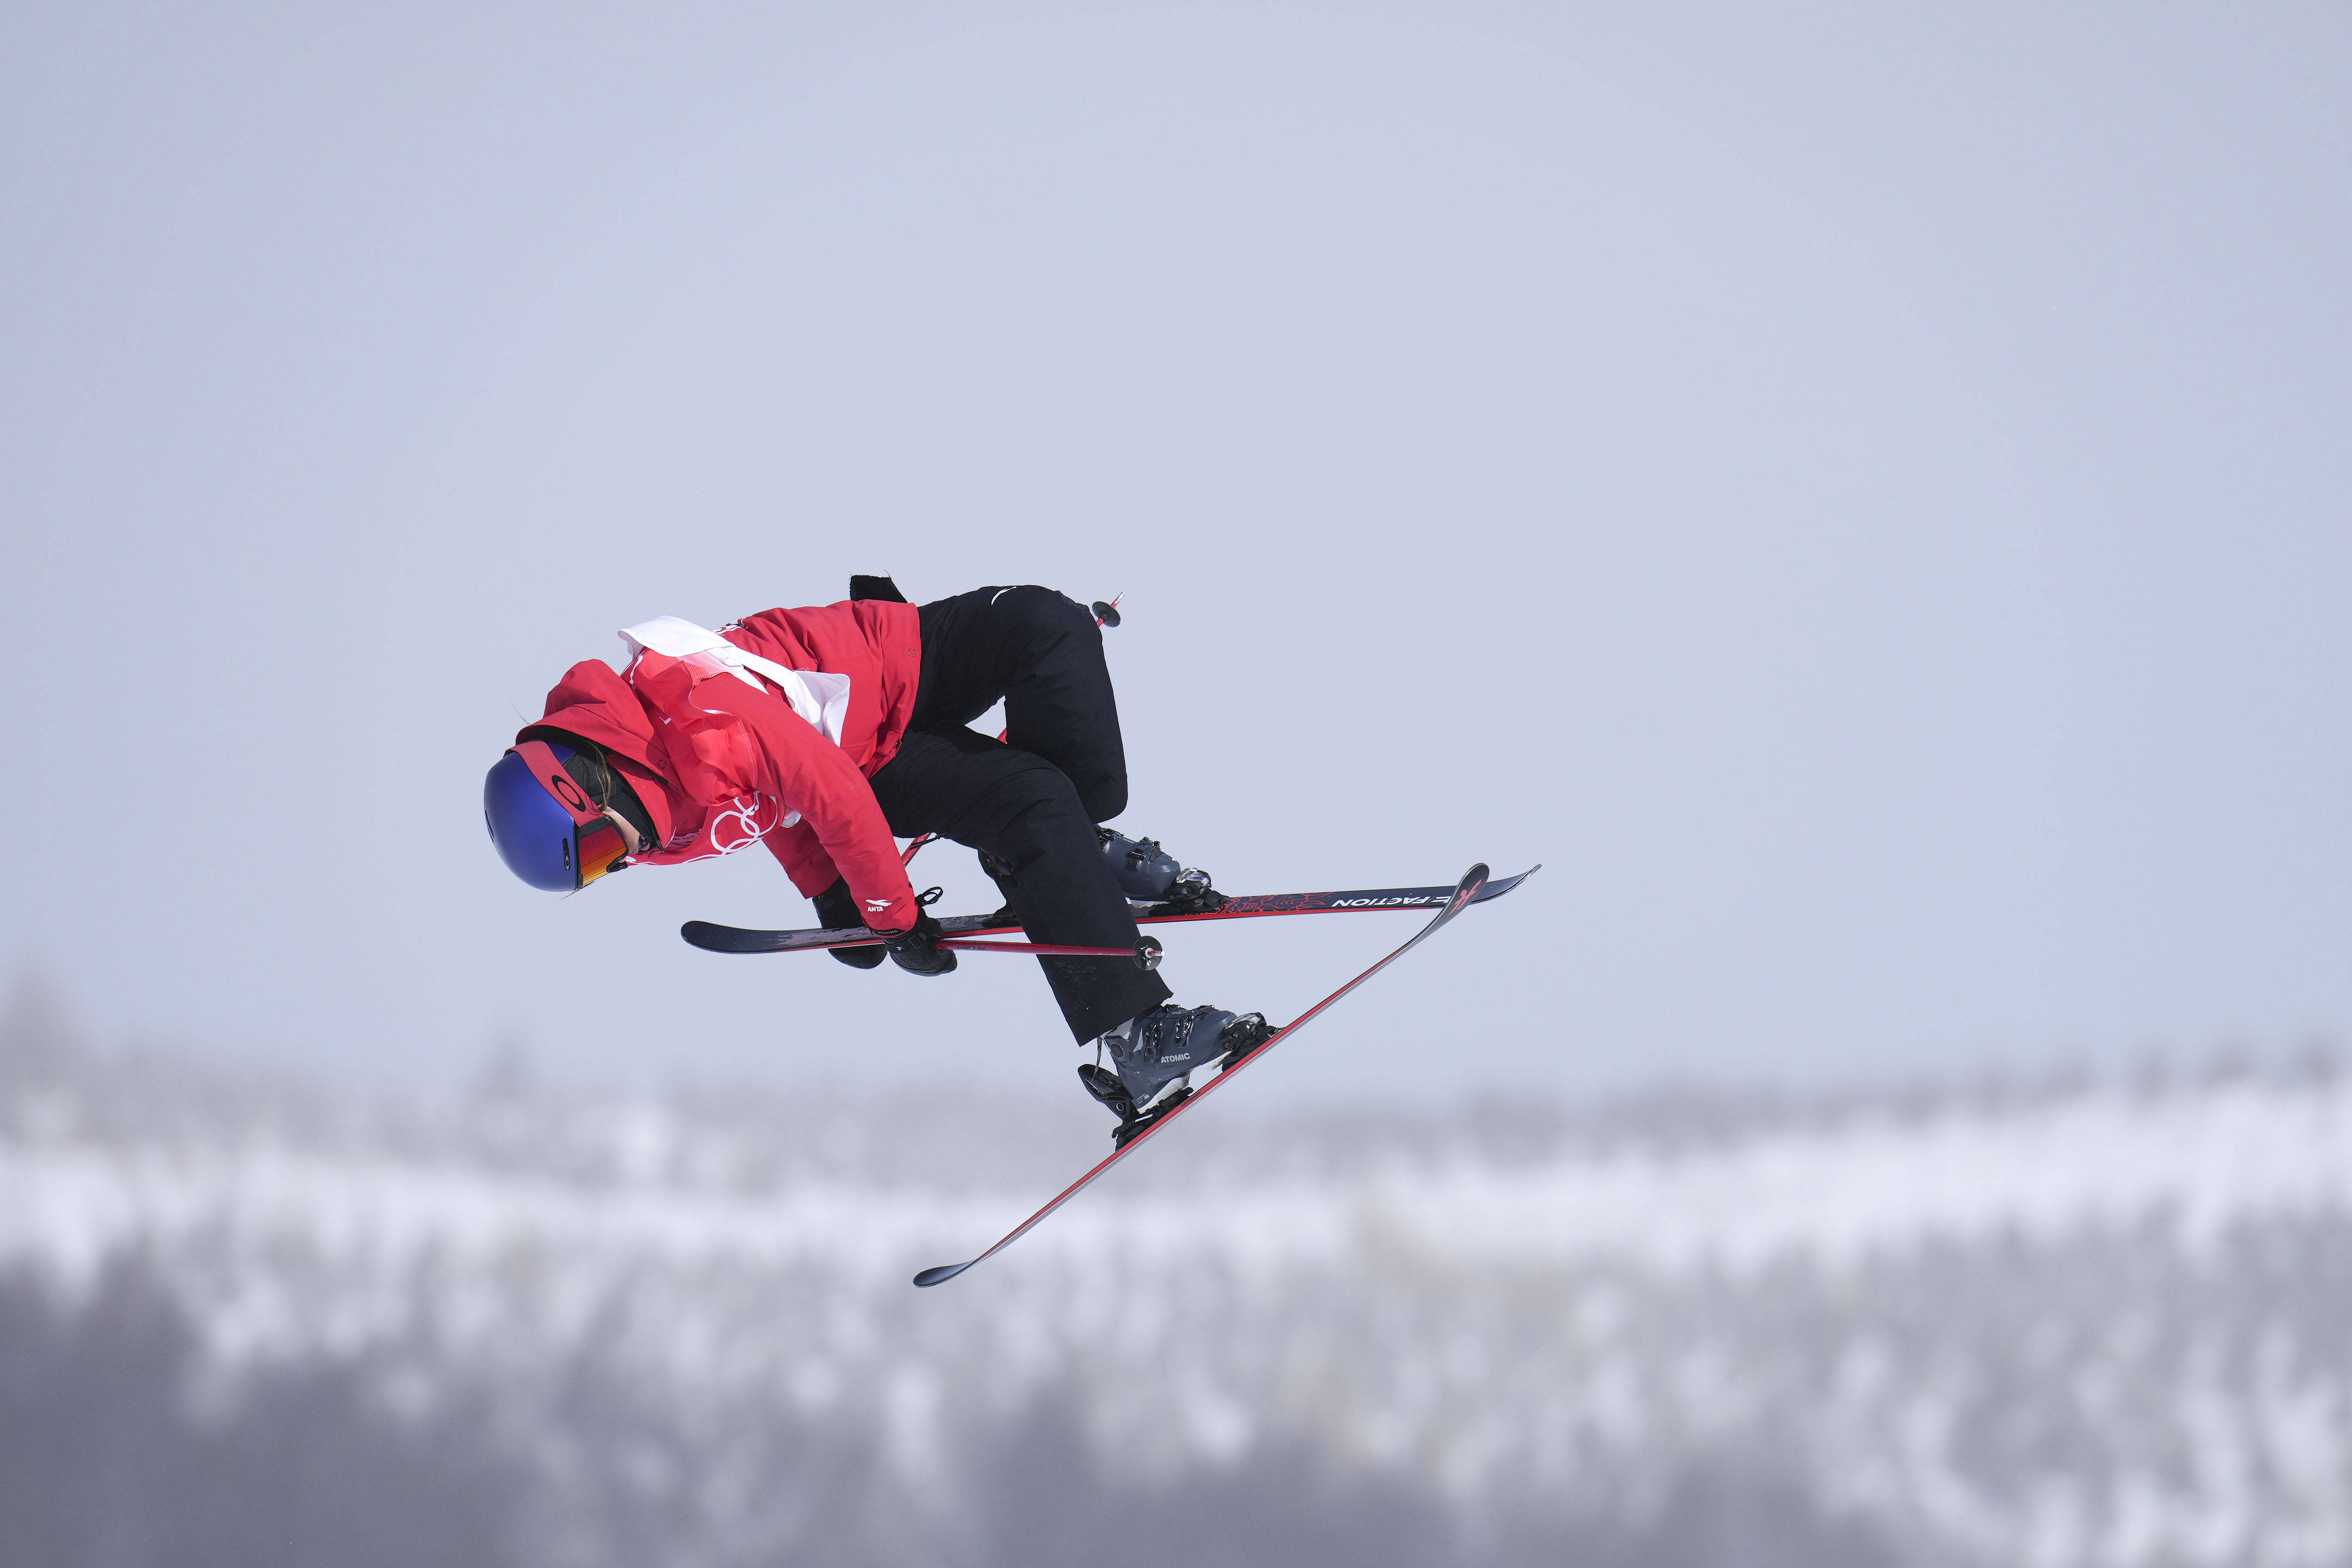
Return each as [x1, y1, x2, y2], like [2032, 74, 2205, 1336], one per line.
[618, 616, 853, 745]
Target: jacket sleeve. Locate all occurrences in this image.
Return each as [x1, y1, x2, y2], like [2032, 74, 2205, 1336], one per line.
[764, 820, 841, 905]
[651, 670, 920, 931]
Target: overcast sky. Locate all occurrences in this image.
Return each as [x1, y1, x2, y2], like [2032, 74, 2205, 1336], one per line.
[4, 0, 2347, 1108]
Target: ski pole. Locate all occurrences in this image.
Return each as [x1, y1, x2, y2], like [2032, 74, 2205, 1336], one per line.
[940, 937, 1162, 970]
[826, 934, 1162, 969]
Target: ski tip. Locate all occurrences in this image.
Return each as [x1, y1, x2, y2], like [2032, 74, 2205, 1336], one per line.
[913, 1260, 975, 1288]
[681, 921, 715, 947]
[1469, 863, 1541, 903]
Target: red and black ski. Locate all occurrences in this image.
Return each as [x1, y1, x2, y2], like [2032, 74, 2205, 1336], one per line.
[679, 866, 1539, 957]
[909, 861, 1530, 1288]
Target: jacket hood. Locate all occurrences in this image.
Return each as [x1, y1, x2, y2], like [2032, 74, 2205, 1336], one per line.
[517, 659, 681, 849]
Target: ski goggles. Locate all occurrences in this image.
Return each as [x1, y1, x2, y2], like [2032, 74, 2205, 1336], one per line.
[510, 740, 636, 889]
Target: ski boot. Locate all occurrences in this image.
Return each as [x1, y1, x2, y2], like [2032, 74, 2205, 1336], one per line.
[1077, 1003, 1275, 1148]
[1100, 829, 1225, 916]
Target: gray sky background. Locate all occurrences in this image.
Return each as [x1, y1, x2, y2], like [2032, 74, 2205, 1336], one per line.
[4, 0, 2347, 1107]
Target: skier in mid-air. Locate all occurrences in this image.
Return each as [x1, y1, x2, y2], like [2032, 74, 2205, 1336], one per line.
[483, 579, 1265, 1134]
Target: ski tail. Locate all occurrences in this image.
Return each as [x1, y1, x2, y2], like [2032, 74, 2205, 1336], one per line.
[912, 862, 1506, 1288]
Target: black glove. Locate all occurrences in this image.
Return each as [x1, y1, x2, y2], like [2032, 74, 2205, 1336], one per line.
[882, 910, 958, 978]
[812, 878, 885, 970]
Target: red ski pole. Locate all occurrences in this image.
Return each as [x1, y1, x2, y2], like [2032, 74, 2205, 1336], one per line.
[939, 936, 1161, 970]
[826, 934, 1161, 969]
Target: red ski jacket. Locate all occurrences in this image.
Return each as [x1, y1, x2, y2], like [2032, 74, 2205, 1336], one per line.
[521, 600, 924, 932]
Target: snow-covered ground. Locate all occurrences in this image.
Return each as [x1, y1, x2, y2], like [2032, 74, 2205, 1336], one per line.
[3, 1029, 2350, 1568]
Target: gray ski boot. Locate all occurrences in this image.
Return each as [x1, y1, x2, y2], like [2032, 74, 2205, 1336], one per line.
[1099, 829, 1224, 914]
[1077, 1003, 1273, 1146]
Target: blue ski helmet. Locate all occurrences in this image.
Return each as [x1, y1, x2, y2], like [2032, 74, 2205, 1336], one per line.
[483, 741, 634, 891]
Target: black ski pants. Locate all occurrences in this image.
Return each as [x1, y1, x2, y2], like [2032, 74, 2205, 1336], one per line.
[865, 585, 1172, 1042]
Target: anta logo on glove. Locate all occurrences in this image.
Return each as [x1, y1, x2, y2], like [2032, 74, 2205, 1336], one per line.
[1331, 894, 1444, 908]
[866, 897, 893, 913]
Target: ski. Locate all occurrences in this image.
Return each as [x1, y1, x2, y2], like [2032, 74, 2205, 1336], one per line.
[680, 866, 1540, 955]
[909, 861, 1529, 1288]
